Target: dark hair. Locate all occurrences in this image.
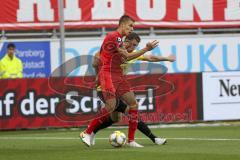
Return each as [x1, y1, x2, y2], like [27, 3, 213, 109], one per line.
[118, 15, 135, 26]
[7, 43, 16, 49]
[125, 32, 141, 43]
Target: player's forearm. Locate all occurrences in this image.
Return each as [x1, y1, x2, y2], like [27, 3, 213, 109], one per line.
[146, 55, 171, 62]
[150, 56, 169, 62]
[127, 47, 148, 61]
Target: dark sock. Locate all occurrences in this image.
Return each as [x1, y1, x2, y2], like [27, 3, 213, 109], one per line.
[115, 100, 127, 113]
[93, 116, 114, 134]
[137, 121, 157, 143]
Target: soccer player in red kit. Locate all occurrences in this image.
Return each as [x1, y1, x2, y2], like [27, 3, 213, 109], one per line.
[80, 15, 144, 147]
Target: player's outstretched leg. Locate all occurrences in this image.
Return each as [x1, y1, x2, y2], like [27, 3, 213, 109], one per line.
[93, 111, 120, 134]
[137, 121, 167, 145]
[90, 111, 120, 145]
[80, 98, 116, 147]
[116, 99, 166, 145]
[91, 98, 166, 145]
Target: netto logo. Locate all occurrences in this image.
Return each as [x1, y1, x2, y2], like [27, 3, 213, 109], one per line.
[219, 79, 240, 97]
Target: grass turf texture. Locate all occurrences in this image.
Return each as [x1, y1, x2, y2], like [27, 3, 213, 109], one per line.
[0, 125, 240, 160]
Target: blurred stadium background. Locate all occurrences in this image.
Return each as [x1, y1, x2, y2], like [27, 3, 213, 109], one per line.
[0, 0, 240, 160]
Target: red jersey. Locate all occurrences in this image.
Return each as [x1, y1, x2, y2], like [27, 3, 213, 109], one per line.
[99, 31, 124, 73]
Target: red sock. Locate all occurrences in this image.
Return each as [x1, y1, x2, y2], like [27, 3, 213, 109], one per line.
[85, 107, 110, 134]
[128, 109, 138, 142]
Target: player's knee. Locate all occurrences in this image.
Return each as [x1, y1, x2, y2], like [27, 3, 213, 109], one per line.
[105, 101, 117, 111]
[105, 105, 115, 111]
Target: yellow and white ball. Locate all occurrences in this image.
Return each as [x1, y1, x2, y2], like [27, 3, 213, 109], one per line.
[109, 131, 126, 147]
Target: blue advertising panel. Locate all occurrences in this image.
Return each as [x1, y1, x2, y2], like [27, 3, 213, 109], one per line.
[0, 41, 51, 78]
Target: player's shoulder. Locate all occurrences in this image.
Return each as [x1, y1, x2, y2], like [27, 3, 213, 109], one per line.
[106, 31, 121, 39]
[107, 31, 119, 36]
[104, 31, 122, 45]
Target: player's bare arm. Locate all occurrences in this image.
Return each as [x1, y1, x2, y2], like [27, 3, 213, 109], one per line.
[142, 54, 176, 62]
[127, 40, 159, 61]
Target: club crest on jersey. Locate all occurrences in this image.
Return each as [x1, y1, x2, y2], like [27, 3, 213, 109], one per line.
[117, 37, 122, 43]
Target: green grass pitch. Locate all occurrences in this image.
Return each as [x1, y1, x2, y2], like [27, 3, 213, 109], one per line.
[0, 125, 240, 160]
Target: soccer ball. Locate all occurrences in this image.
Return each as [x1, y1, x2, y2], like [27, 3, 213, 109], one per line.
[109, 131, 126, 147]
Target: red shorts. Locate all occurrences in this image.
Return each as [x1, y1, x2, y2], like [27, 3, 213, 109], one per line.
[98, 71, 131, 100]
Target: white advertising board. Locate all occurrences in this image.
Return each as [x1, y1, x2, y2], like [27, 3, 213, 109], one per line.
[202, 71, 240, 121]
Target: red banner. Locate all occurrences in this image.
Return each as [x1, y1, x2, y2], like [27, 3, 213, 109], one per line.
[0, 0, 240, 30]
[0, 74, 200, 130]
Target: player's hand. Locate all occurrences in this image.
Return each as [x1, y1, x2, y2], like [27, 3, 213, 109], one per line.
[167, 54, 176, 62]
[146, 40, 159, 51]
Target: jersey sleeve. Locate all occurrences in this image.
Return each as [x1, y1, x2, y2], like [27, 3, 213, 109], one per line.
[136, 55, 145, 60]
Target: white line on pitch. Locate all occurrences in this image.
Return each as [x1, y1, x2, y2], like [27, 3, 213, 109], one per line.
[0, 137, 240, 141]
